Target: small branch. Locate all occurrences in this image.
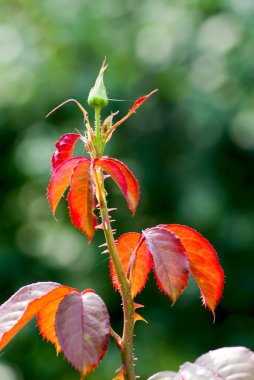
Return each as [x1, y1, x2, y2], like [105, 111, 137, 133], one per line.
[110, 326, 122, 350]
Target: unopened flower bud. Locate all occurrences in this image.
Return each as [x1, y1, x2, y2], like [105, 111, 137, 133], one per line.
[88, 60, 108, 108]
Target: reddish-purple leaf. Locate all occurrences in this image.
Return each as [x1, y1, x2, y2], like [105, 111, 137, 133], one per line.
[95, 157, 139, 215]
[68, 159, 96, 242]
[163, 224, 224, 315]
[0, 282, 73, 351]
[48, 157, 85, 215]
[52, 133, 80, 171]
[56, 290, 110, 378]
[143, 227, 189, 303]
[110, 233, 152, 298]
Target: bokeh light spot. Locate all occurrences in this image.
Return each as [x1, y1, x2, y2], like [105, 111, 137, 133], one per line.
[198, 14, 241, 54]
[230, 110, 254, 150]
[190, 55, 227, 92]
[0, 25, 23, 65]
[136, 24, 173, 67]
[0, 363, 22, 380]
[15, 123, 56, 177]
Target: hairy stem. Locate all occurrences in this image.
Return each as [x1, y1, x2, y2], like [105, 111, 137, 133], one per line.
[94, 168, 136, 380]
[95, 106, 102, 151]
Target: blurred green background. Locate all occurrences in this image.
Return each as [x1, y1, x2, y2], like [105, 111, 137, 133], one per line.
[1, 0, 254, 379]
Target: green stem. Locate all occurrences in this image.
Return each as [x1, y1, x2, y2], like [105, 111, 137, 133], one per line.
[94, 168, 136, 380]
[95, 106, 102, 151]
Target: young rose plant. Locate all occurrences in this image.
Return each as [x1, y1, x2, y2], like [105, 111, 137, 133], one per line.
[0, 61, 253, 380]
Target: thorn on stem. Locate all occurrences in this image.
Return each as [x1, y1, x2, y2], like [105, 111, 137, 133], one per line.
[95, 223, 104, 230]
[98, 242, 108, 248]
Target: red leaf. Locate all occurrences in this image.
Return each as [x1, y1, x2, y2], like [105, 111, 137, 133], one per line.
[95, 157, 139, 215]
[0, 282, 73, 351]
[56, 291, 110, 378]
[110, 233, 152, 298]
[143, 227, 189, 303]
[68, 159, 96, 242]
[48, 157, 85, 215]
[37, 287, 77, 353]
[129, 90, 157, 115]
[163, 224, 224, 314]
[52, 133, 80, 171]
